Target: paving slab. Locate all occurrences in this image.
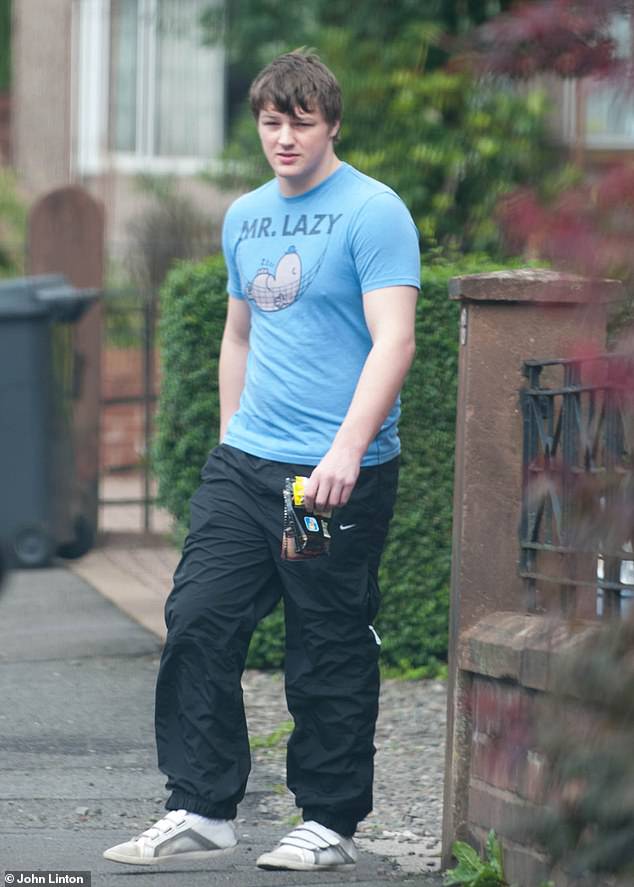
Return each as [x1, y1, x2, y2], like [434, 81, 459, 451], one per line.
[0, 568, 162, 662]
[0, 567, 443, 887]
[68, 544, 176, 640]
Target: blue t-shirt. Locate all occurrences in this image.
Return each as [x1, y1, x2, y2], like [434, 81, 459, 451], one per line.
[221, 162, 420, 466]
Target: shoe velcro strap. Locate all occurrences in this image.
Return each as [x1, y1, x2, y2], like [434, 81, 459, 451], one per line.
[315, 845, 356, 865]
[281, 835, 331, 851]
[300, 822, 344, 845]
[281, 824, 341, 850]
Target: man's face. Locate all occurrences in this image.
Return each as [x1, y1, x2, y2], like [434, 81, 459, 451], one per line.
[256, 103, 339, 196]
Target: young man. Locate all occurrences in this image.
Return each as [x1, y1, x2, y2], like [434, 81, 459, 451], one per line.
[104, 50, 420, 872]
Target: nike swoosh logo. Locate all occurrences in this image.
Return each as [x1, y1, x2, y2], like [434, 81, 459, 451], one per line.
[339, 523, 357, 531]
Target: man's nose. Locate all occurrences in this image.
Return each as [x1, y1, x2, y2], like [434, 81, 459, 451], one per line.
[278, 123, 295, 145]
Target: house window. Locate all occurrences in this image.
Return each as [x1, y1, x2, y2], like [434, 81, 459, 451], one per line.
[73, 0, 224, 175]
[563, 13, 634, 150]
[584, 13, 634, 147]
[110, 0, 224, 166]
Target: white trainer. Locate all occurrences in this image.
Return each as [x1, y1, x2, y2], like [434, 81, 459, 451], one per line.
[256, 820, 357, 871]
[103, 809, 237, 865]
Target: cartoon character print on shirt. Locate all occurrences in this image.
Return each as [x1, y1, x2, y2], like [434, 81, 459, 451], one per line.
[234, 210, 343, 312]
[246, 246, 326, 312]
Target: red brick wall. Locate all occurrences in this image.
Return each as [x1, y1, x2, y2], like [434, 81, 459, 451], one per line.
[456, 614, 621, 887]
[101, 346, 160, 471]
[470, 678, 546, 805]
[467, 676, 551, 884]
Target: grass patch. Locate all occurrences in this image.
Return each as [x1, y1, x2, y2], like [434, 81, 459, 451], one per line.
[249, 720, 293, 750]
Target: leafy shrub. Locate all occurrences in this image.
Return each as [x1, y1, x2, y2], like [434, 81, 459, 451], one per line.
[153, 256, 227, 524]
[103, 177, 218, 351]
[125, 174, 218, 296]
[444, 830, 507, 886]
[153, 252, 518, 670]
[444, 830, 555, 886]
[0, 169, 26, 278]
[538, 617, 634, 880]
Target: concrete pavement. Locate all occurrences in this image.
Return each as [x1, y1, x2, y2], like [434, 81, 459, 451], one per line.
[67, 533, 178, 640]
[0, 566, 443, 887]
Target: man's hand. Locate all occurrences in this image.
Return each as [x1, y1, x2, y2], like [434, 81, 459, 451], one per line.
[303, 444, 362, 513]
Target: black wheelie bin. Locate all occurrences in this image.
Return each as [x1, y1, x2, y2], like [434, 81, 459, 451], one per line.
[0, 275, 100, 567]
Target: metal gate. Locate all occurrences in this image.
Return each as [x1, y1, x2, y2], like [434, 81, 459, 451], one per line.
[99, 287, 164, 534]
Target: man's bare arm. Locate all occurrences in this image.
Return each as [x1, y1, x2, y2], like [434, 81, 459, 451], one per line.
[218, 296, 251, 441]
[303, 285, 418, 513]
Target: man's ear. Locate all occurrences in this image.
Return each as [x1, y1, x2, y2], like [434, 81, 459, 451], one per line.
[330, 122, 341, 140]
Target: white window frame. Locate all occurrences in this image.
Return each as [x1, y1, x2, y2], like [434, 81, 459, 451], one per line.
[72, 0, 111, 176]
[72, 0, 225, 176]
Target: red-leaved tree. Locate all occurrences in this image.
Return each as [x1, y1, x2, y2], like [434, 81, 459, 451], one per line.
[465, 0, 634, 281]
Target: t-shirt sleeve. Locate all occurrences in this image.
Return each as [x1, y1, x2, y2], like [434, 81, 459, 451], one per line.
[221, 205, 245, 299]
[349, 191, 421, 294]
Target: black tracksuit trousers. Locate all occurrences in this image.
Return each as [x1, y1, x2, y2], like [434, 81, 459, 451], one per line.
[155, 444, 399, 837]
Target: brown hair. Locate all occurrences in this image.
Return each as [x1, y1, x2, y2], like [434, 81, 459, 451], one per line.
[249, 50, 342, 129]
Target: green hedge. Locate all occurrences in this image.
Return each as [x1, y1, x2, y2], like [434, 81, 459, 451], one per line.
[153, 256, 227, 521]
[153, 253, 517, 672]
[374, 255, 522, 673]
[0, 1, 10, 92]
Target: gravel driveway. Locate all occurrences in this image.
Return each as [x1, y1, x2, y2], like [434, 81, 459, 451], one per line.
[242, 670, 447, 874]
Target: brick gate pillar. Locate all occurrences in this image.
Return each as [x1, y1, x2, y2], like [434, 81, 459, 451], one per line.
[27, 186, 105, 540]
[441, 269, 621, 863]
